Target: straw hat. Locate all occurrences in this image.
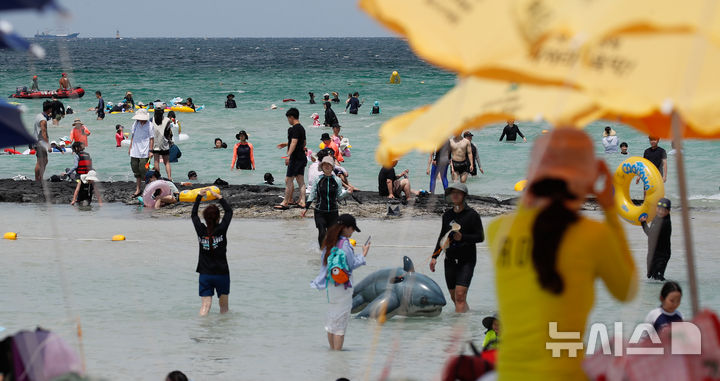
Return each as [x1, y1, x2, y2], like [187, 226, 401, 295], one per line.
[526, 128, 597, 197]
[132, 108, 150, 121]
[72, 118, 82, 126]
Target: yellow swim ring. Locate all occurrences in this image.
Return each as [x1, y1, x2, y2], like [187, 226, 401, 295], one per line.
[178, 186, 221, 203]
[613, 156, 665, 225]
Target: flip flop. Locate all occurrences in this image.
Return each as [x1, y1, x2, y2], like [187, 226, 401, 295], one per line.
[296, 203, 306, 209]
[274, 204, 290, 210]
[132, 192, 142, 198]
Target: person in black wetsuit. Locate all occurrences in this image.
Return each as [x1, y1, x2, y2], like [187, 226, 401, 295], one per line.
[191, 189, 233, 316]
[430, 182, 484, 313]
[499, 119, 527, 142]
[50, 95, 65, 126]
[302, 156, 351, 246]
[463, 131, 484, 176]
[323, 101, 340, 127]
[346, 92, 362, 114]
[639, 198, 672, 281]
[225, 94, 237, 108]
[308, 92, 316, 104]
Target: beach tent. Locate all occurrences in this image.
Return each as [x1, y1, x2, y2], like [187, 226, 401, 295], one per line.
[0, 99, 36, 149]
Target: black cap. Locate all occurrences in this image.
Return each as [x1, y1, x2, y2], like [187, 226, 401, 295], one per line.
[463, 131, 473, 137]
[657, 198, 671, 210]
[482, 314, 498, 330]
[337, 214, 361, 232]
[321, 133, 331, 141]
[236, 130, 248, 140]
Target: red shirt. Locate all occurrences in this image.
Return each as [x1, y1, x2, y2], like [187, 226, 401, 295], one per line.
[70, 125, 90, 147]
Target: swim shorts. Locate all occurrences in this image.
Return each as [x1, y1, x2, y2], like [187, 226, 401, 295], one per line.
[130, 157, 149, 179]
[199, 273, 230, 297]
[444, 258, 475, 289]
[35, 145, 48, 159]
[151, 149, 170, 156]
[452, 160, 470, 175]
[286, 158, 307, 177]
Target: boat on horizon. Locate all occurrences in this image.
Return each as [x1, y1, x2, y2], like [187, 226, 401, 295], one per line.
[34, 31, 80, 39]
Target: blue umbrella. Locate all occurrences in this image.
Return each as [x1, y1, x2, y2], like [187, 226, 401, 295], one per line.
[0, 99, 36, 149]
[0, 20, 45, 58]
[0, 0, 56, 11]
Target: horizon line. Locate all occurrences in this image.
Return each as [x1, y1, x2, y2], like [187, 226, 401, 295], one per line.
[28, 36, 400, 39]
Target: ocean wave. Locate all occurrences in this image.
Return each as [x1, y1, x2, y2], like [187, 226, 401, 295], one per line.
[689, 193, 720, 201]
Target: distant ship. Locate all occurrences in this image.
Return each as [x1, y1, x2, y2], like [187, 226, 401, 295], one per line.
[34, 31, 80, 39]
[116, 30, 121, 40]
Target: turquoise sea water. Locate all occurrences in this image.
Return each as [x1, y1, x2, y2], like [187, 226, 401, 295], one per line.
[1, 38, 719, 204]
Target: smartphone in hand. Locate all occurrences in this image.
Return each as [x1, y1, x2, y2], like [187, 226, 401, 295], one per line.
[365, 236, 372, 246]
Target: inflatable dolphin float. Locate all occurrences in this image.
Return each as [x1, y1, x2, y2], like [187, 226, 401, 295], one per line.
[352, 256, 446, 319]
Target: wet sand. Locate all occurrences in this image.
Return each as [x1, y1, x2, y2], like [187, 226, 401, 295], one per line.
[0, 178, 614, 219]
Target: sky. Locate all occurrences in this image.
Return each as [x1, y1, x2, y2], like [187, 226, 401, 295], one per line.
[2, 0, 394, 38]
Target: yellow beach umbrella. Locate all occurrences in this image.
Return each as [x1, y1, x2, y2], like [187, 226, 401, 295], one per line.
[512, 0, 719, 49]
[375, 77, 603, 166]
[479, 32, 720, 140]
[359, 0, 566, 86]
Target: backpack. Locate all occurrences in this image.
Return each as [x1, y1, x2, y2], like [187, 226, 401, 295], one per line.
[326, 241, 350, 287]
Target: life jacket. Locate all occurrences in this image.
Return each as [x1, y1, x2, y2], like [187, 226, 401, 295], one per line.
[326, 237, 351, 292]
[77, 151, 92, 175]
[315, 175, 340, 212]
[235, 143, 251, 169]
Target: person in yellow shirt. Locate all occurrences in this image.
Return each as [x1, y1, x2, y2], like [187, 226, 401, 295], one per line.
[486, 128, 637, 381]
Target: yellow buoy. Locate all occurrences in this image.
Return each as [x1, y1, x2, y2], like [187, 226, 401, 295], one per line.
[3, 232, 17, 240]
[389, 71, 401, 84]
[111, 234, 126, 241]
[514, 179, 528, 192]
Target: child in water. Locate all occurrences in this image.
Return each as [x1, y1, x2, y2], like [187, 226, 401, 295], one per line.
[482, 314, 500, 351]
[72, 170, 102, 206]
[214, 138, 227, 149]
[371, 101, 380, 114]
[639, 198, 672, 281]
[115, 125, 124, 147]
[645, 281, 683, 333]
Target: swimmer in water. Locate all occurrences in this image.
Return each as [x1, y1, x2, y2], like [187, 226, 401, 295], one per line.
[645, 281, 683, 333]
[499, 119, 527, 143]
[639, 198, 672, 281]
[231, 130, 255, 170]
[214, 138, 227, 149]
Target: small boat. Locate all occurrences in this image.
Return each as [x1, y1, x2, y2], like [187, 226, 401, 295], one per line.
[34, 32, 80, 39]
[9, 87, 85, 99]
